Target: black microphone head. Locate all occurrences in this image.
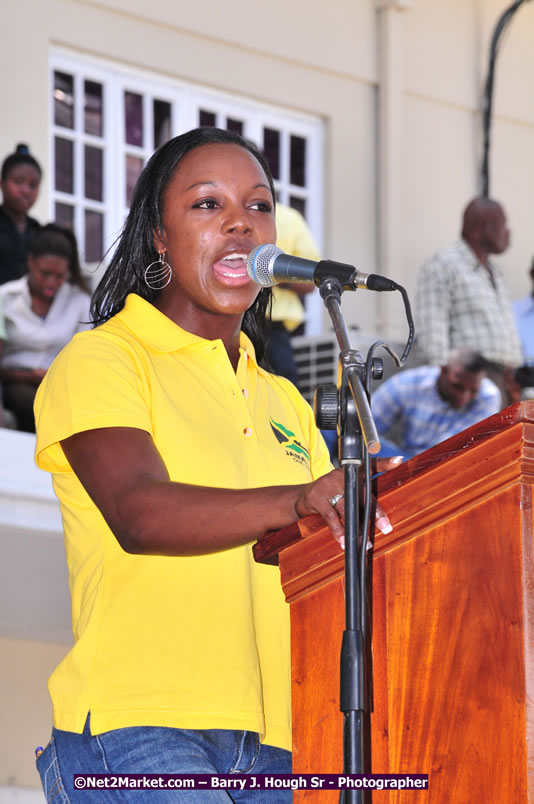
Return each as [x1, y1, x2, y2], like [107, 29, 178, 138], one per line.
[246, 244, 283, 286]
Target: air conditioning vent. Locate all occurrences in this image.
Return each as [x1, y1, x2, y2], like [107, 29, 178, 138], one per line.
[291, 334, 339, 403]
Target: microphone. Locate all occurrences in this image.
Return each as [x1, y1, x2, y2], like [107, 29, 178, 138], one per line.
[246, 244, 398, 292]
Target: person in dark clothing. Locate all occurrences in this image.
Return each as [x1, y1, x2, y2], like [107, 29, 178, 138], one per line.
[0, 144, 42, 285]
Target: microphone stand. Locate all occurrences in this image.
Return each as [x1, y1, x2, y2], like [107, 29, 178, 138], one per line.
[318, 277, 380, 804]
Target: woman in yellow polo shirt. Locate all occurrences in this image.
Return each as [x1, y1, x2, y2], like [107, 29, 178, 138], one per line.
[34, 127, 393, 803]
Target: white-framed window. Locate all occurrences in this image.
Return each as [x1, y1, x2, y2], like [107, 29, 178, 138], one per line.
[50, 49, 324, 326]
[51, 63, 109, 263]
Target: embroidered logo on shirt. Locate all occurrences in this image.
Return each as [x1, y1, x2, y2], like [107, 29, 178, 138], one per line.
[270, 417, 310, 467]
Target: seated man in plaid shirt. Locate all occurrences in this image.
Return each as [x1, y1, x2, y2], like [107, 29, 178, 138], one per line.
[371, 350, 500, 459]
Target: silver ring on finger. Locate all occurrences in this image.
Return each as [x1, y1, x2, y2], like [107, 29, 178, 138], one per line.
[329, 493, 344, 507]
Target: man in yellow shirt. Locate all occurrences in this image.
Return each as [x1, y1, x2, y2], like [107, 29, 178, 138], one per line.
[267, 204, 320, 387]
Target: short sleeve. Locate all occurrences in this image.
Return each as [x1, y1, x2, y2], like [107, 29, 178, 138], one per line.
[371, 374, 403, 434]
[35, 329, 153, 473]
[290, 212, 321, 261]
[275, 205, 320, 261]
[415, 257, 452, 365]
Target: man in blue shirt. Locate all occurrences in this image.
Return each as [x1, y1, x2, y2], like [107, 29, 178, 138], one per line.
[513, 258, 534, 363]
[371, 350, 501, 459]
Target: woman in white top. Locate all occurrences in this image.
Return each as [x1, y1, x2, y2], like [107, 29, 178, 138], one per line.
[0, 224, 91, 431]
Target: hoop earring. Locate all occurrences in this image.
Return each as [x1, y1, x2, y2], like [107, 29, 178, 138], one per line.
[144, 252, 172, 290]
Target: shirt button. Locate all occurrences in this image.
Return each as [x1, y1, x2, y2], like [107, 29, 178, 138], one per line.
[243, 427, 253, 437]
[242, 388, 249, 398]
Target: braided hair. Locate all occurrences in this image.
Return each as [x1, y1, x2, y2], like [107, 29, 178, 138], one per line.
[91, 127, 275, 361]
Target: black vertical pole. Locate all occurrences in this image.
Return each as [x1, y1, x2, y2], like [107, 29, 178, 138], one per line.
[481, 0, 528, 197]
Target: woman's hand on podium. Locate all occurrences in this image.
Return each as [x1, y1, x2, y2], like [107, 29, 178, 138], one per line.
[294, 456, 402, 549]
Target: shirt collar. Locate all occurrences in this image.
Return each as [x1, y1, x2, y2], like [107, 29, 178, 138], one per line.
[115, 293, 258, 363]
[457, 238, 482, 269]
[459, 238, 500, 277]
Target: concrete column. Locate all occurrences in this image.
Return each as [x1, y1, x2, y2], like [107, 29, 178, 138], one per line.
[375, 0, 413, 342]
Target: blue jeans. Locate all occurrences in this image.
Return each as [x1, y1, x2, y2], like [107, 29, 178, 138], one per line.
[36, 717, 292, 803]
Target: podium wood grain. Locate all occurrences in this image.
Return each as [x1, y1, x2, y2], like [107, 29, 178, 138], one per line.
[254, 402, 534, 802]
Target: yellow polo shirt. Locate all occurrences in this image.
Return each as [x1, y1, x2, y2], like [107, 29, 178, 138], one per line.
[34, 294, 331, 750]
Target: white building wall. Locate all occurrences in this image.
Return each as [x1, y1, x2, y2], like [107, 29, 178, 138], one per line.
[0, 637, 69, 797]
[0, 431, 70, 794]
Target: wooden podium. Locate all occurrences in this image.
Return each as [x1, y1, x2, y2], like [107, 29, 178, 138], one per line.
[254, 402, 534, 802]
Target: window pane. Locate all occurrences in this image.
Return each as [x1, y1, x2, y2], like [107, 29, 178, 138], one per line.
[290, 135, 306, 187]
[289, 196, 306, 217]
[84, 145, 103, 201]
[84, 80, 103, 137]
[54, 71, 74, 129]
[226, 117, 243, 135]
[55, 202, 74, 228]
[55, 137, 74, 193]
[154, 99, 171, 148]
[263, 128, 280, 180]
[85, 209, 104, 262]
[199, 109, 216, 127]
[124, 91, 143, 147]
[126, 155, 143, 207]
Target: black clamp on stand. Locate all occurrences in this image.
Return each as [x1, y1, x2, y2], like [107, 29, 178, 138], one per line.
[314, 274, 414, 804]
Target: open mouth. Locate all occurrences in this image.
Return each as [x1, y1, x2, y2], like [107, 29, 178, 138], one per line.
[220, 253, 248, 273]
[213, 253, 250, 280]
